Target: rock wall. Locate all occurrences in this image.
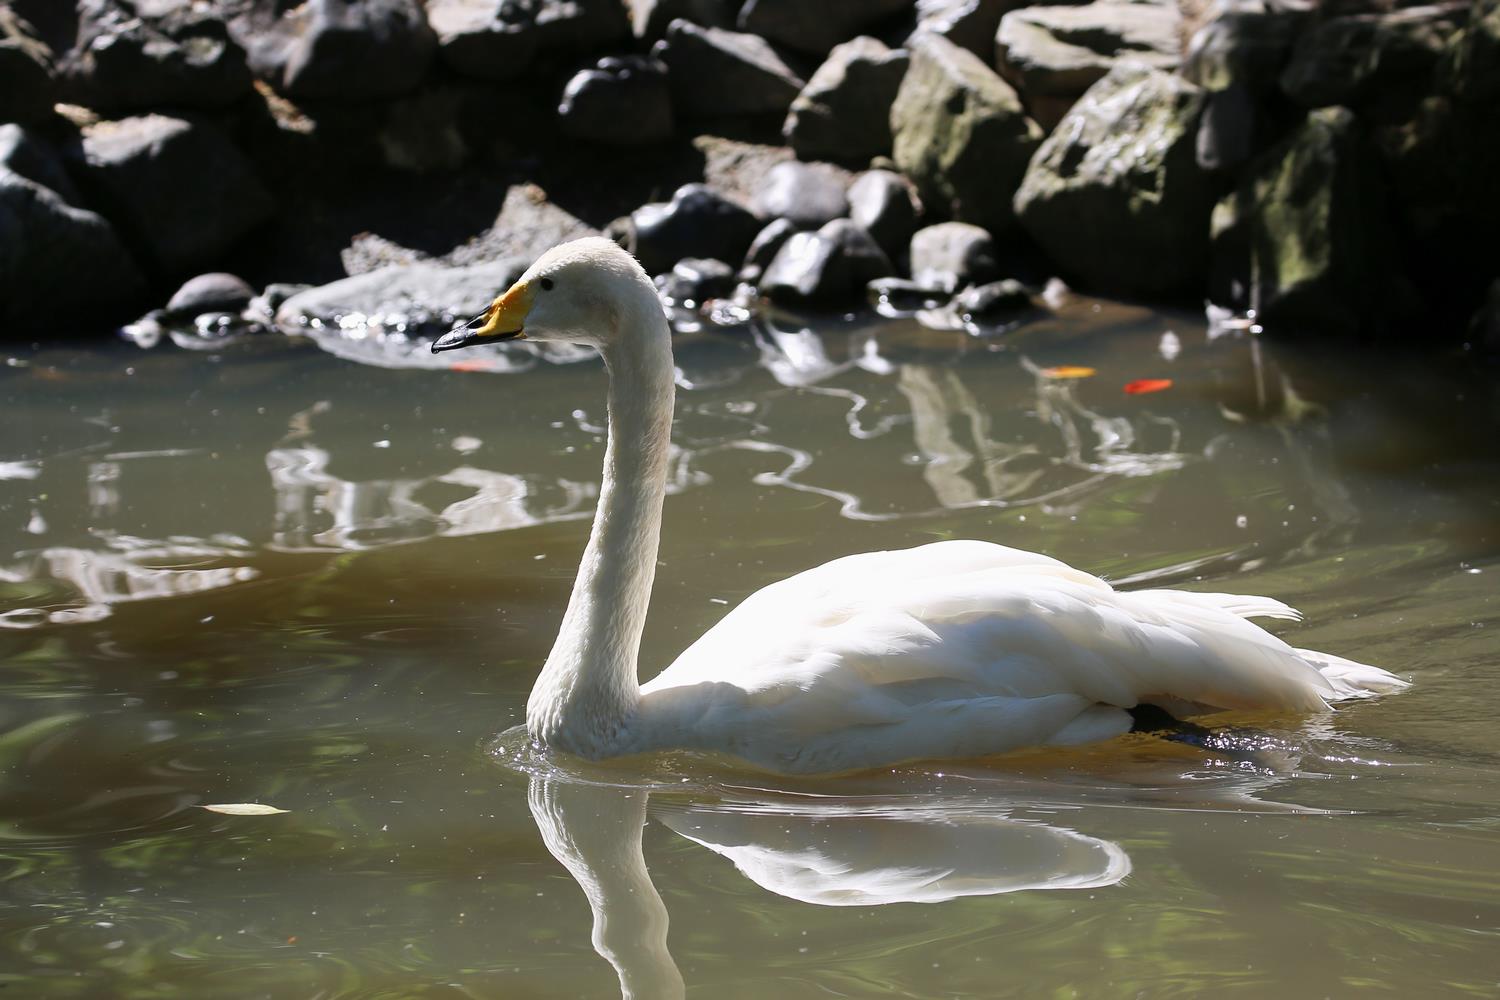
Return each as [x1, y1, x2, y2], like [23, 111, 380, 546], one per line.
[1, 0, 1495, 347]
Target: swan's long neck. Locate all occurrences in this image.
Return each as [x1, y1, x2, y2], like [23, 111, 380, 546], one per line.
[527, 290, 674, 755]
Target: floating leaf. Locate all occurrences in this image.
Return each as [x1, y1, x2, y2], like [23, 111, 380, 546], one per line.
[202, 803, 289, 816]
[1124, 378, 1173, 395]
[1039, 365, 1096, 379]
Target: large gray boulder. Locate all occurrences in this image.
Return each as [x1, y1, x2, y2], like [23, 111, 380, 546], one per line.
[891, 33, 1041, 235]
[428, 0, 629, 80]
[1014, 62, 1214, 296]
[0, 125, 143, 332]
[235, 0, 436, 102]
[72, 114, 274, 277]
[655, 18, 805, 116]
[996, 1, 1182, 131]
[761, 218, 894, 305]
[0, 6, 55, 124]
[276, 258, 529, 336]
[559, 56, 674, 144]
[62, 0, 251, 113]
[783, 36, 909, 166]
[1211, 107, 1401, 337]
[738, 0, 911, 56]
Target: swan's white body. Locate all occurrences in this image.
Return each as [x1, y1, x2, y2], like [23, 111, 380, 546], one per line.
[437, 238, 1408, 775]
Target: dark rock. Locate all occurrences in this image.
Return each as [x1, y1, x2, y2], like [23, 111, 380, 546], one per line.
[0, 6, 55, 124]
[235, 0, 436, 102]
[738, 0, 911, 56]
[427, 0, 537, 80]
[996, 1, 1182, 131]
[627, 182, 762, 275]
[1014, 62, 1214, 296]
[559, 56, 673, 144]
[783, 36, 909, 166]
[890, 33, 1040, 235]
[1211, 106, 1403, 337]
[655, 18, 805, 116]
[909, 0, 1008, 61]
[626, 0, 735, 42]
[0, 122, 75, 201]
[276, 258, 530, 336]
[62, 0, 251, 113]
[429, 0, 629, 80]
[379, 87, 469, 171]
[0, 126, 144, 332]
[1280, 5, 1462, 112]
[1182, 8, 1307, 172]
[743, 217, 800, 271]
[656, 256, 735, 302]
[908, 221, 998, 292]
[73, 114, 274, 277]
[761, 218, 894, 305]
[752, 160, 849, 227]
[166, 272, 255, 318]
[847, 169, 920, 263]
[1447, 0, 1500, 103]
[956, 279, 1033, 323]
[1470, 278, 1500, 353]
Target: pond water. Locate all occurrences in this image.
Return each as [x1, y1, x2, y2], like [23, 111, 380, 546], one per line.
[1, 297, 1497, 999]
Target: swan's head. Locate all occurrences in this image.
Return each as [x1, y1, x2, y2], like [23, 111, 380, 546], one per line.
[432, 237, 658, 353]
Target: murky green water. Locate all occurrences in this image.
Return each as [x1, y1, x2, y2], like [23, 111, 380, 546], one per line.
[2, 299, 1497, 998]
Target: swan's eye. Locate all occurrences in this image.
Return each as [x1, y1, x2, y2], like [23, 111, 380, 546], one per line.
[539, 277, 555, 291]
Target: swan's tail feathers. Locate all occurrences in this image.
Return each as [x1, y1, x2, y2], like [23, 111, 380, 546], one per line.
[1135, 589, 1303, 622]
[1295, 647, 1410, 702]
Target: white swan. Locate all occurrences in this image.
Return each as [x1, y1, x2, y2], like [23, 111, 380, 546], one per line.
[433, 237, 1408, 775]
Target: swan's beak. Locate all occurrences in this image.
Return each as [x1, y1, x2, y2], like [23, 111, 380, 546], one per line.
[432, 281, 533, 353]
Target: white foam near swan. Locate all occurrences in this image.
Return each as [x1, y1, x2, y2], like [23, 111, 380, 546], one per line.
[433, 237, 1409, 775]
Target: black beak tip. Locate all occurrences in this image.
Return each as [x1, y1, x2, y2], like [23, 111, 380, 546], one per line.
[431, 328, 471, 354]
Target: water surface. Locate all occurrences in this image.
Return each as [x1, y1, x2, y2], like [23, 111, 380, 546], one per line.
[2, 299, 1497, 998]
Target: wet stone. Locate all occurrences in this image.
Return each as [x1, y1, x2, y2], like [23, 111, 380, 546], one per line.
[752, 161, 849, 228]
[165, 273, 256, 319]
[783, 36, 909, 166]
[235, 0, 436, 102]
[655, 18, 805, 117]
[761, 218, 894, 305]
[868, 276, 952, 317]
[63, 0, 251, 113]
[559, 56, 673, 145]
[909, 222, 999, 293]
[74, 114, 274, 278]
[847, 169, 921, 264]
[656, 257, 736, 303]
[628, 183, 762, 276]
[956, 279, 1034, 325]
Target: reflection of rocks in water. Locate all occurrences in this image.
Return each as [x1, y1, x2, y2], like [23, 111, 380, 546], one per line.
[266, 445, 594, 552]
[0, 533, 258, 629]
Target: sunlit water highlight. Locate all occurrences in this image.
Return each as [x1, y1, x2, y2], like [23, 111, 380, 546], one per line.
[1, 296, 1497, 998]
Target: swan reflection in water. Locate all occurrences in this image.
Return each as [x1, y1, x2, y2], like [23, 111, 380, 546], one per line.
[521, 760, 1134, 1000]
[512, 727, 1337, 1000]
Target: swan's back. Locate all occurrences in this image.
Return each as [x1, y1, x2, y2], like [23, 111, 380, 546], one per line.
[638, 540, 1405, 773]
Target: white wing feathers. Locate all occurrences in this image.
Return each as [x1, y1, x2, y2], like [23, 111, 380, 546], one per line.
[637, 540, 1405, 772]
